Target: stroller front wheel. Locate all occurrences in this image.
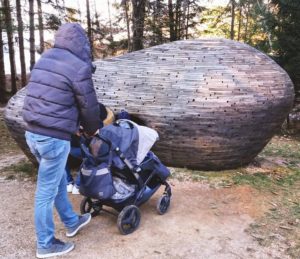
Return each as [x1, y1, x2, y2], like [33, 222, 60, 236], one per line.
[156, 195, 171, 215]
[80, 197, 102, 217]
[117, 205, 141, 235]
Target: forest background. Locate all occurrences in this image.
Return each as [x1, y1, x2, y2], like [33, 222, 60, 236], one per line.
[0, 0, 299, 114]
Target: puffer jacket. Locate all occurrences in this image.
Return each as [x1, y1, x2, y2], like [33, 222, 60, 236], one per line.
[22, 23, 100, 140]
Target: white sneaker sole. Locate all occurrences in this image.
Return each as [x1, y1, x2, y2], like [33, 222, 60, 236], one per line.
[36, 243, 75, 258]
[66, 214, 91, 237]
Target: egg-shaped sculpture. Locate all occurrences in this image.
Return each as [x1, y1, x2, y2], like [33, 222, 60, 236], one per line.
[4, 39, 294, 170]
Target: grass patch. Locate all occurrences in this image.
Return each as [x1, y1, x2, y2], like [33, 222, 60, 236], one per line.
[0, 160, 36, 181]
[0, 113, 20, 155]
[232, 172, 273, 189]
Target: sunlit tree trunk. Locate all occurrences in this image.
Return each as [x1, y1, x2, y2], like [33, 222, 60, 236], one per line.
[16, 0, 27, 87]
[237, 6, 242, 41]
[37, 0, 44, 54]
[3, 0, 17, 94]
[0, 2, 6, 102]
[29, 0, 35, 70]
[244, 3, 249, 42]
[230, 0, 235, 40]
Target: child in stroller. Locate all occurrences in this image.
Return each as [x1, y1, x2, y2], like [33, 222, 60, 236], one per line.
[79, 119, 172, 235]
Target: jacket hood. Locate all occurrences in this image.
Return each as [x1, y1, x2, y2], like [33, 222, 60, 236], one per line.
[54, 23, 91, 64]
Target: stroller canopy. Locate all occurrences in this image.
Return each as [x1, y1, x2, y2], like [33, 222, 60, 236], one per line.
[92, 119, 159, 168]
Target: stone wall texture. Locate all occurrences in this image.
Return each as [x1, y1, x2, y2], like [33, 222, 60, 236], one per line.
[4, 39, 295, 170]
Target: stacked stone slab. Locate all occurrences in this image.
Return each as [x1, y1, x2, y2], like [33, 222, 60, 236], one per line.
[4, 39, 294, 170]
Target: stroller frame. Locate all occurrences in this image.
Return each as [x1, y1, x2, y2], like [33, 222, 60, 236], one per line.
[80, 134, 172, 235]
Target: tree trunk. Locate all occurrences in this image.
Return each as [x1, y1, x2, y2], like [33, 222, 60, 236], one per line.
[123, 0, 131, 51]
[131, 0, 146, 51]
[16, 0, 27, 87]
[185, 0, 190, 39]
[0, 2, 6, 102]
[244, 3, 249, 42]
[107, 0, 113, 39]
[168, 0, 176, 41]
[230, 0, 235, 40]
[29, 0, 35, 70]
[86, 0, 93, 59]
[237, 6, 242, 41]
[3, 0, 17, 94]
[175, 0, 182, 40]
[181, 0, 187, 39]
[37, 0, 44, 54]
[156, 0, 163, 44]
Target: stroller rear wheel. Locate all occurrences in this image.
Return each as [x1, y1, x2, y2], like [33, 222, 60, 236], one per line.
[117, 205, 141, 235]
[156, 195, 171, 215]
[80, 197, 102, 217]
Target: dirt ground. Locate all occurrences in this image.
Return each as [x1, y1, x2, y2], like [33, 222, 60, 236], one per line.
[0, 174, 285, 259]
[0, 108, 299, 259]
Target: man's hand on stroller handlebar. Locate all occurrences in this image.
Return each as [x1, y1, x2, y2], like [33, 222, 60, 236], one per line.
[75, 126, 99, 138]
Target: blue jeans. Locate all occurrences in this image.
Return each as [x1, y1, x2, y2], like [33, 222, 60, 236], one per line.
[25, 131, 79, 249]
[66, 147, 82, 187]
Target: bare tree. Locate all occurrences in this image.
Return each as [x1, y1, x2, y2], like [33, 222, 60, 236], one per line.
[29, 0, 35, 70]
[37, 0, 44, 54]
[131, 0, 146, 51]
[3, 0, 17, 94]
[16, 0, 27, 87]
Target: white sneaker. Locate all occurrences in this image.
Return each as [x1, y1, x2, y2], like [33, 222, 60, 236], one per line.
[72, 185, 80, 195]
[67, 183, 73, 193]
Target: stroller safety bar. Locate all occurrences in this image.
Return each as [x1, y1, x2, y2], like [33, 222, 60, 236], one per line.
[114, 147, 144, 188]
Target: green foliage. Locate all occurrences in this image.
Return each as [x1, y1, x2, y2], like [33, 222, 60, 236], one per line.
[267, 0, 300, 95]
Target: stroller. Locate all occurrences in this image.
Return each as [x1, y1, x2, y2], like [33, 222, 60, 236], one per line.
[79, 119, 172, 235]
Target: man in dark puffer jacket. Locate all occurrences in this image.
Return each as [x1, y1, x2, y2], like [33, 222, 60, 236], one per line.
[23, 23, 100, 258]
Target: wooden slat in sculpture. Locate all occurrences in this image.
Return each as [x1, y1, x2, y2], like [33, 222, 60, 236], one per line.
[4, 39, 294, 170]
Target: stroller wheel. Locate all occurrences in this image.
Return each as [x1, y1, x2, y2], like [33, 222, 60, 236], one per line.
[80, 197, 102, 217]
[156, 195, 171, 215]
[117, 205, 141, 235]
